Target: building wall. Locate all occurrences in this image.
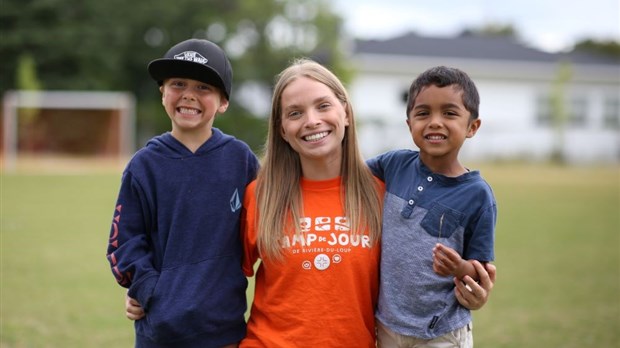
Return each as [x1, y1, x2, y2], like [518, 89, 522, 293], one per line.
[350, 57, 620, 163]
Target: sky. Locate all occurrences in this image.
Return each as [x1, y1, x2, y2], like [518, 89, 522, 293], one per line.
[331, 0, 620, 52]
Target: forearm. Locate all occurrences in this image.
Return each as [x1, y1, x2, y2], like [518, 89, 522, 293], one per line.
[455, 260, 482, 281]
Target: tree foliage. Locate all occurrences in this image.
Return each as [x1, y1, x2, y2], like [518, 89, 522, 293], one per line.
[573, 38, 620, 59]
[459, 23, 518, 38]
[0, 0, 348, 152]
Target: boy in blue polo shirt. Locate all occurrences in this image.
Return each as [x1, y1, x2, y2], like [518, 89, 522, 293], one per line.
[106, 38, 259, 347]
[367, 66, 497, 347]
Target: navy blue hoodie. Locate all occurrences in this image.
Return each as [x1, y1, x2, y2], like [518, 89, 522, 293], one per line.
[107, 130, 259, 347]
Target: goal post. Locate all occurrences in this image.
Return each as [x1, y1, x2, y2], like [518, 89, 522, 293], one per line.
[2, 90, 135, 172]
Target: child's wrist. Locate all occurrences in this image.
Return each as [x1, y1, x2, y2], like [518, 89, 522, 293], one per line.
[454, 260, 469, 279]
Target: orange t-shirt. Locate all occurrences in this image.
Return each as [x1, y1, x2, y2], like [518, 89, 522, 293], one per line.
[240, 177, 383, 348]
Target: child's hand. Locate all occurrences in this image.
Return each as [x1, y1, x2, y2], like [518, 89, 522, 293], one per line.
[432, 243, 466, 278]
[125, 292, 145, 321]
[455, 261, 496, 310]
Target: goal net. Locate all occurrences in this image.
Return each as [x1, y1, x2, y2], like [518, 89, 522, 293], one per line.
[2, 90, 135, 172]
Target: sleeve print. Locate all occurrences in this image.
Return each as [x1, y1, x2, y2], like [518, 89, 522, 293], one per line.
[105, 172, 159, 298]
[107, 204, 132, 286]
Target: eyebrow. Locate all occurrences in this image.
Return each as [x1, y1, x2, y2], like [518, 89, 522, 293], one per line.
[283, 95, 332, 112]
[413, 102, 463, 110]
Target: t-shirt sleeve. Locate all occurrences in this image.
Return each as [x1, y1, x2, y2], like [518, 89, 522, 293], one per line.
[366, 154, 386, 181]
[241, 181, 260, 276]
[464, 201, 496, 262]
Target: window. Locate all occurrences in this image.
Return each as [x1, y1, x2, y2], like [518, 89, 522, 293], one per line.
[536, 93, 589, 127]
[567, 97, 587, 127]
[603, 96, 620, 129]
[535, 94, 553, 126]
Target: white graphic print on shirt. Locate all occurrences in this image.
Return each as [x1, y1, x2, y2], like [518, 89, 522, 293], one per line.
[279, 215, 371, 271]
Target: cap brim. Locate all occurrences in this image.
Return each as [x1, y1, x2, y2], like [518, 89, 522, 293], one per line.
[148, 59, 228, 99]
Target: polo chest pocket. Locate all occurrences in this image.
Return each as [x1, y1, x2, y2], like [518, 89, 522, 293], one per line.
[420, 203, 464, 239]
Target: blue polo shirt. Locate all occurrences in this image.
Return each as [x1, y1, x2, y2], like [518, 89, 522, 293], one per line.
[367, 149, 496, 339]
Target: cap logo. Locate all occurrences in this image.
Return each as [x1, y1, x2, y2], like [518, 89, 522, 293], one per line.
[173, 51, 208, 65]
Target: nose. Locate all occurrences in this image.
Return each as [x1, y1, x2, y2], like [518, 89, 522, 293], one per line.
[304, 110, 322, 128]
[182, 91, 196, 101]
[428, 113, 443, 128]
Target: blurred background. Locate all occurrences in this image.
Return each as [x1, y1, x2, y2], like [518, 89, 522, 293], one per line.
[1, 0, 619, 347]
[1, 0, 619, 168]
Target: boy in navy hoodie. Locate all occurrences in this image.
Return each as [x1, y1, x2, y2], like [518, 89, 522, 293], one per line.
[106, 38, 259, 348]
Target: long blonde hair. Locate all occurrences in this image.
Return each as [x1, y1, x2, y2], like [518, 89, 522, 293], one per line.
[255, 58, 382, 260]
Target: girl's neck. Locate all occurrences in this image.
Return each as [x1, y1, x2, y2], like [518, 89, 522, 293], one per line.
[300, 157, 341, 180]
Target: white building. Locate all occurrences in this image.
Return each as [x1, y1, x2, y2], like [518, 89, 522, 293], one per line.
[349, 33, 620, 164]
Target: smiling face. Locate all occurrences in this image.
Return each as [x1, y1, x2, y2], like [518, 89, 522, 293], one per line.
[160, 77, 228, 140]
[407, 84, 480, 171]
[279, 76, 349, 177]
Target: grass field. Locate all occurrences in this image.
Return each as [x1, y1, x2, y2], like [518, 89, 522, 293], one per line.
[1, 163, 619, 347]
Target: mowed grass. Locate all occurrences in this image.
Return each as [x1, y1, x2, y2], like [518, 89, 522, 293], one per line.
[1, 163, 619, 347]
[471, 163, 619, 347]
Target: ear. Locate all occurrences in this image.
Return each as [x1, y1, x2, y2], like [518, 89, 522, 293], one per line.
[280, 126, 288, 143]
[466, 118, 481, 138]
[217, 98, 230, 114]
[405, 117, 412, 132]
[343, 102, 350, 126]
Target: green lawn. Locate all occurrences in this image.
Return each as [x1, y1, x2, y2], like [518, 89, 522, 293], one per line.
[1, 164, 619, 347]
[471, 164, 620, 347]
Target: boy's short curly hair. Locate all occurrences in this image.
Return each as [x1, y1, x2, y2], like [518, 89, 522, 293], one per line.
[406, 66, 480, 119]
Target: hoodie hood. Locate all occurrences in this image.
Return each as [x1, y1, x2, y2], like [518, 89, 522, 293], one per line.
[145, 128, 233, 159]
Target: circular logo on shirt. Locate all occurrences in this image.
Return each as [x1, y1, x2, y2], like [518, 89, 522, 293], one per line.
[314, 254, 330, 271]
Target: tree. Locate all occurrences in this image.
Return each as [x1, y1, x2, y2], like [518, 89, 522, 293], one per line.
[572, 38, 620, 59]
[0, 0, 348, 152]
[459, 23, 518, 38]
[549, 61, 573, 164]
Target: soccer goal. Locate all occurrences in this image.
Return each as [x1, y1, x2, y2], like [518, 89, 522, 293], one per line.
[2, 90, 135, 172]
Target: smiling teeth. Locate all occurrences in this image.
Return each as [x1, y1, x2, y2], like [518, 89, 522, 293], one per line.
[304, 131, 328, 141]
[427, 135, 446, 140]
[179, 107, 199, 114]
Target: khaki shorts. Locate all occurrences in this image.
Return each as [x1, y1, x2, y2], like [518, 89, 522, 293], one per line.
[377, 321, 473, 348]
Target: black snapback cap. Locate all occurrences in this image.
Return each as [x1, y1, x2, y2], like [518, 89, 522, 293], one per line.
[148, 39, 233, 100]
